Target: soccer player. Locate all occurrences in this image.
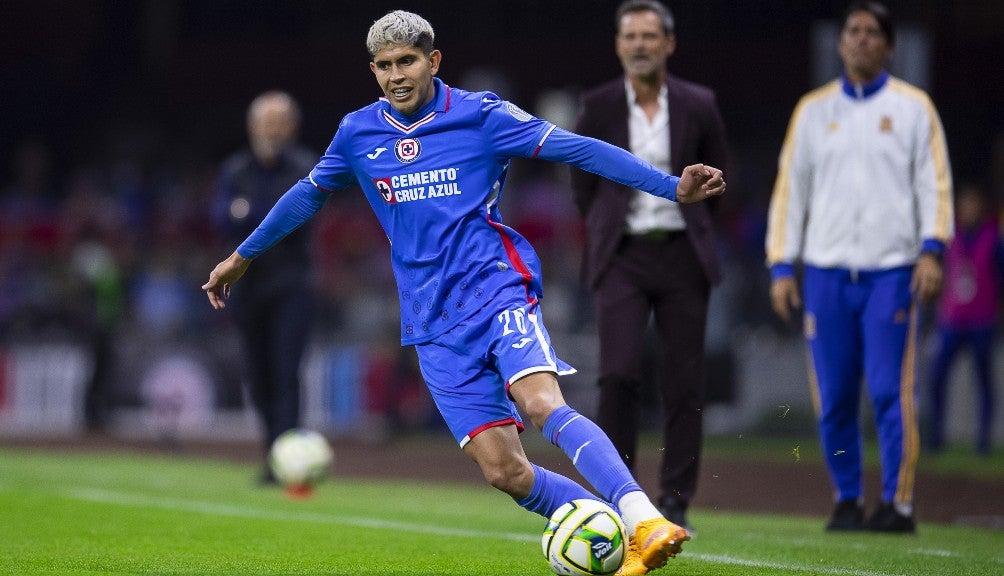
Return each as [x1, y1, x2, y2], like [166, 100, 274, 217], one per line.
[203, 11, 724, 573]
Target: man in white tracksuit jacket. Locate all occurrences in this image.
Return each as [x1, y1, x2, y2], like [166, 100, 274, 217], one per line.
[766, 1, 953, 533]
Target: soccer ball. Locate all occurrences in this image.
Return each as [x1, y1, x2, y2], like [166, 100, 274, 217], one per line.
[268, 428, 333, 489]
[541, 499, 626, 576]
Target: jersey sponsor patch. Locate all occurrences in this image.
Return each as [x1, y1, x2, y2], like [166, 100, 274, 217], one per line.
[505, 102, 533, 122]
[373, 168, 464, 204]
[373, 178, 396, 203]
[395, 137, 422, 163]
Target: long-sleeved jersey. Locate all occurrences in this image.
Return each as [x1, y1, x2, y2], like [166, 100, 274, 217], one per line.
[766, 71, 953, 276]
[237, 77, 682, 345]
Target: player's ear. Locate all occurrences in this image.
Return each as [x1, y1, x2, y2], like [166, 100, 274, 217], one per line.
[428, 49, 442, 75]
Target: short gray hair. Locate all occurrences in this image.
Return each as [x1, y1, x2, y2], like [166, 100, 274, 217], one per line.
[247, 90, 301, 128]
[616, 0, 675, 35]
[366, 10, 435, 58]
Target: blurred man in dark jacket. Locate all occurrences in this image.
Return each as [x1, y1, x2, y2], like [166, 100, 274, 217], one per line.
[213, 91, 318, 483]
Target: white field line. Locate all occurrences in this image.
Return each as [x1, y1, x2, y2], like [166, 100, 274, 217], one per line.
[65, 487, 535, 542]
[60, 487, 947, 576]
[693, 553, 906, 576]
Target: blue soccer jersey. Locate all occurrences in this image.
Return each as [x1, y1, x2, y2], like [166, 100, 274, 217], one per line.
[239, 77, 682, 345]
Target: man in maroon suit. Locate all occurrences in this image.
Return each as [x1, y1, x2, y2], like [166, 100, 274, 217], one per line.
[571, 0, 729, 536]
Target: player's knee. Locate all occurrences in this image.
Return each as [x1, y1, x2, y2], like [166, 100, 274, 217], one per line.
[516, 391, 565, 429]
[525, 401, 565, 431]
[511, 372, 564, 427]
[481, 459, 533, 497]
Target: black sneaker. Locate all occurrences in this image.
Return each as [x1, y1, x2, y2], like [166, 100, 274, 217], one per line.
[658, 497, 694, 535]
[826, 500, 863, 531]
[864, 502, 916, 533]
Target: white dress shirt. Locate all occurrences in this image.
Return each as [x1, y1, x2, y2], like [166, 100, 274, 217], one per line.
[624, 80, 686, 234]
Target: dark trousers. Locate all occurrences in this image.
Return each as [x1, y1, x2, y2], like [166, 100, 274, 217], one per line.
[928, 325, 995, 454]
[593, 232, 710, 505]
[233, 291, 313, 458]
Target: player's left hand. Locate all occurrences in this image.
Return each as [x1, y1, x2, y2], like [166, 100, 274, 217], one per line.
[677, 164, 725, 203]
[911, 252, 943, 303]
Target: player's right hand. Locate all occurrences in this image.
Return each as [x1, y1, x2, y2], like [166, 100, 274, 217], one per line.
[202, 251, 252, 310]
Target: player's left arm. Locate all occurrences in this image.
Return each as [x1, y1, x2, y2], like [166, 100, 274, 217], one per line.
[569, 95, 604, 217]
[481, 98, 723, 202]
[537, 127, 724, 202]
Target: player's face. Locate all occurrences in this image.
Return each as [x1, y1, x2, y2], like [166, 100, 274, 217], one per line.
[370, 45, 442, 116]
[838, 11, 891, 83]
[615, 10, 675, 81]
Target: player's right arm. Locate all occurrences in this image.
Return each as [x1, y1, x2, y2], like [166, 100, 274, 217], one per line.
[203, 121, 356, 309]
[202, 180, 329, 308]
[234, 180, 330, 259]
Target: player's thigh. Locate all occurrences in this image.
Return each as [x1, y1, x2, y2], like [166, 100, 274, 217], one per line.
[462, 422, 528, 469]
[490, 298, 575, 386]
[415, 335, 523, 447]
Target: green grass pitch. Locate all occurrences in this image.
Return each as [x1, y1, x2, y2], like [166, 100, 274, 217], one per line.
[1, 447, 1001, 576]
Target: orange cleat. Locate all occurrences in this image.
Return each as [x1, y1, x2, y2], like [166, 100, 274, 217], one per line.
[615, 518, 690, 575]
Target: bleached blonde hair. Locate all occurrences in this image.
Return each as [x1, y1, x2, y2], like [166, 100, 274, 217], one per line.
[365, 10, 435, 58]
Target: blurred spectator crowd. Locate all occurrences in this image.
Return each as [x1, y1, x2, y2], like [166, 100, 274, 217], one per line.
[3, 119, 1002, 445]
[0, 133, 431, 438]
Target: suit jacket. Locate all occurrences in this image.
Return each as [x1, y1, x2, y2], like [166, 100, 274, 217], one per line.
[571, 74, 729, 289]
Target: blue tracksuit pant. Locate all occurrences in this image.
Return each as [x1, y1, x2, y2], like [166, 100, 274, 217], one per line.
[803, 265, 920, 508]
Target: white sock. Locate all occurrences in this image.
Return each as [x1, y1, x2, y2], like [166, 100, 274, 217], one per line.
[617, 491, 662, 536]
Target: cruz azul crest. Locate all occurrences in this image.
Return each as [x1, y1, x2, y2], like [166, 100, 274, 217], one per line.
[394, 137, 421, 163]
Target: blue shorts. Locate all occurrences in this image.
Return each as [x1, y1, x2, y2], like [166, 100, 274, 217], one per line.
[414, 286, 576, 447]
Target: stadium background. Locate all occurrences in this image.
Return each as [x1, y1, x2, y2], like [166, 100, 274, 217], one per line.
[1, 1, 1003, 461]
